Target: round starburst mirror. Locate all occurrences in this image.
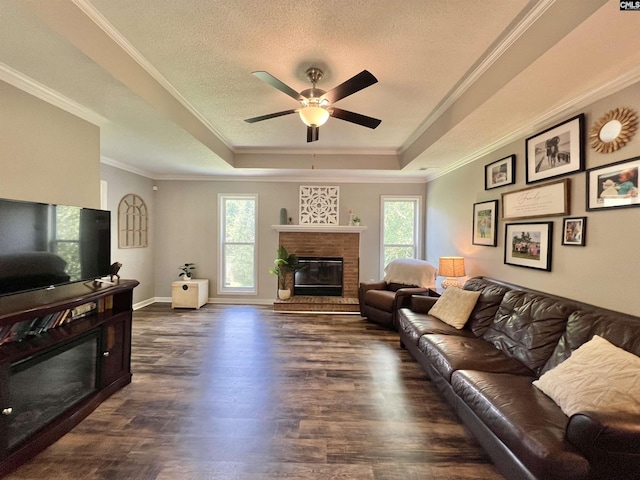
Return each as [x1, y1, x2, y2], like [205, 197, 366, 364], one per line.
[589, 107, 638, 153]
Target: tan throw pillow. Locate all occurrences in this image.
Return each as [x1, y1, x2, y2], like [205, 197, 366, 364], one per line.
[428, 287, 481, 329]
[533, 335, 640, 417]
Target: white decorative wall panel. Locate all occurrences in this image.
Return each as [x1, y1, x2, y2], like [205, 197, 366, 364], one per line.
[299, 186, 339, 224]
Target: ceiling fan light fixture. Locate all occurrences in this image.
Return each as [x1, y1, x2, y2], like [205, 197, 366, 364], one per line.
[299, 105, 330, 127]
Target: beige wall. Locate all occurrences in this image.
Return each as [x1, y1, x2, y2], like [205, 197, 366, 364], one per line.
[100, 164, 156, 305]
[6, 73, 638, 314]
[426, 81, 640, 316]
[152, 180, 427, 299]
[0, 81, 100, 208]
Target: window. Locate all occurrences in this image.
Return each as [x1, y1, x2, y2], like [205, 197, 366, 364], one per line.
[219, 194, 257, 294]
[52, 205, 81, 280]
[380, 196, 421, 276]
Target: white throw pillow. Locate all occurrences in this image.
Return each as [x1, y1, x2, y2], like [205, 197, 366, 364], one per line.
[533, 335, 640, 417]
[428, 287, 481, 329]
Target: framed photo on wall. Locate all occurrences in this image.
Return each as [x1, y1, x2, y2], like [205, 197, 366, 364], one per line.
[472, 200, 498, 246]
[485, 155, 515, 190]
[562, 217, 586, 246]
[586, 156, 640, 211]
[526, 114, 584, 184]
[504, 222, 553, 271]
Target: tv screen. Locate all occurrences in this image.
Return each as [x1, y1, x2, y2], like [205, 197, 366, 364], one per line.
[0, 198, 111, 296]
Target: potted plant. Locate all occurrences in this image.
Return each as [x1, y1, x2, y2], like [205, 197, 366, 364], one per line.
[353, 216, 361, 226]
[269, 245, 304, 300]
[178, 263, 195, 280]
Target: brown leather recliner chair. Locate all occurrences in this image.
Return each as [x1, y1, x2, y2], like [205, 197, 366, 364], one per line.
[359, 259, 437, 330]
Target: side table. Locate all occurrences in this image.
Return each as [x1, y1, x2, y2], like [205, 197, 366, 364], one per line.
[172, 278, 209, 309]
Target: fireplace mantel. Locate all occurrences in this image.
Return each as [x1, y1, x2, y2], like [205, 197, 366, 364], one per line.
[271, 225, 367, 233]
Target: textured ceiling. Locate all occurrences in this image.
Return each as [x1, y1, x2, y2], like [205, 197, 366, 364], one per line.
[1, 0, 639, 181]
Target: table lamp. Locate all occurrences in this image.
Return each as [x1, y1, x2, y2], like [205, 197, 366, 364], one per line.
[439, 256, 466, 289]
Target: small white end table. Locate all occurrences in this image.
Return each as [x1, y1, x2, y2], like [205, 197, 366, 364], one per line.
[171, 279, 209, 309]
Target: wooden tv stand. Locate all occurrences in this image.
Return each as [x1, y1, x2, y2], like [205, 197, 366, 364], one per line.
[0, 279, 139, 476]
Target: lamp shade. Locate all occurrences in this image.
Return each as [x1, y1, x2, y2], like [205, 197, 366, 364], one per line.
[438, 257, 466, 278]
[299, 106, 330, 127]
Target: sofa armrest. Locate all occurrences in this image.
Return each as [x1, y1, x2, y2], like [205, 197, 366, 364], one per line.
[567, 411, 640, 455]
[566, 411, 640, 477]
[393, 287, 428, 310]
[408, 294, 438, 313]
[358, 281, 388, 312]
[359, 280, 387, 292]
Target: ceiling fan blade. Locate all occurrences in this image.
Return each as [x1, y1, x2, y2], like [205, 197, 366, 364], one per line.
[252, 71, 303, 101]
[321, 70, 378, 104]
[330, 108, 381, 129]
[244, 109, 296, 123]
[307, 125, 319, 142]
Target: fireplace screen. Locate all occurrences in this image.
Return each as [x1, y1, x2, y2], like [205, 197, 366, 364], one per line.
[294, 257, 343, 296]
[8, 332, 98, 450]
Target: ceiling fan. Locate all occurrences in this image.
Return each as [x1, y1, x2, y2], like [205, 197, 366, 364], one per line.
[244, 67, 382, 142]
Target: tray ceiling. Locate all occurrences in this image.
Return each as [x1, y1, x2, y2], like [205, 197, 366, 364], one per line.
[1, 0, 639, 181]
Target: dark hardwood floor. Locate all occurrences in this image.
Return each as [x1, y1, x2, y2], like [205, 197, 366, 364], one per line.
[5, 304, 502, 479]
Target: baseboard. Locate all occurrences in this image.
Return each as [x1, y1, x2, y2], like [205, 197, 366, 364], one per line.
[133, 298, 156, 310]
[136, 297, 275, 309]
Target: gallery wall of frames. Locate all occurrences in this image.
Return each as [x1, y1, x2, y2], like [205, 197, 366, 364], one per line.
[472, 107, 638, 272]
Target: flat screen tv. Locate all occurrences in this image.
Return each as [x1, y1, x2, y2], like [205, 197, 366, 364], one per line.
[0, 198, 111, 296]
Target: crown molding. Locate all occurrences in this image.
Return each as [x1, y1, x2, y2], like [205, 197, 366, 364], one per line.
[233, 147, 399, 156]
[150, 173, 429, 184]
[71, 0, 232, 151]
[401, 0, 555, 152]
[0, 62, 107, 126]
[427, 66, 640, 183]
[100, 156, 155, 179]
[100, 156, 429, 183]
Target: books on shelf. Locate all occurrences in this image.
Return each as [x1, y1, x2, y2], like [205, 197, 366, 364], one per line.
[71, 302, 97, 320]
[0, 302, 96, 346]
[97, 296, 114, 312]
[0, 318, 38, 344]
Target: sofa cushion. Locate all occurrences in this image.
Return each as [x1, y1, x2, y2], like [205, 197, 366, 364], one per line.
[542, 308, 640, 373]
[533, 335, 640, 417]
[383, 258, 437, 288]
[428, 287, 481, 329]
[398, 308, 474, 346]
[462, 277, 511, 337]
[451, 370, 590, 480]
[363, 289, 396, 312]
[482, 290, 571, 376]
[418, 334, 532, 382]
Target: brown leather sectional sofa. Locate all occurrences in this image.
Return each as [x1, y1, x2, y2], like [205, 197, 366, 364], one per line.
[397, 276, 640, 480]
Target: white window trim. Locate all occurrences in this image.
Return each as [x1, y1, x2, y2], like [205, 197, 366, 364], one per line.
[379, 195, 422, 278]
[218, 193, 258, 295]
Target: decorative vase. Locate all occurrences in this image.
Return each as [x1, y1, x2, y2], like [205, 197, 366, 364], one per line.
[278, 288, 291, 300]
[354, 221, 360, 226]
[181, 274, 191, 281]
[280, 208, 287, 225]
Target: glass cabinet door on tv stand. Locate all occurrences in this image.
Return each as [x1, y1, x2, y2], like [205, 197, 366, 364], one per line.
[0, 279, 138, 476]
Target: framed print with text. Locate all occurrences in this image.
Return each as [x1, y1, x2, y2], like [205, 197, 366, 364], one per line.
[501, 179, 570, 221]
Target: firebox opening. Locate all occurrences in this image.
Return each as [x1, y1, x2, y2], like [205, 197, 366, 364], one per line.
[294, 257, 343, 296]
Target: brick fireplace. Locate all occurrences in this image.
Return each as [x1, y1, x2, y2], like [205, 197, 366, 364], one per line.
[272, 225, 366, 312]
